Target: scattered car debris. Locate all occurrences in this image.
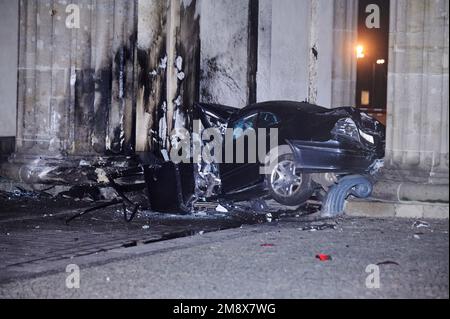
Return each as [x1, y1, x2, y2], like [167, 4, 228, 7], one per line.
[215, 204, 228, 213]
[298, 223, 337, 231]
[0, 186, 53, 200]
[316, 254, 332, 261]
[58, 185, 102, 201]
[412, 220, 430, 229]
[66, 167, 146, 224]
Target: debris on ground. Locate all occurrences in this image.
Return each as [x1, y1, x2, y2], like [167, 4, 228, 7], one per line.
[376, 260, 400, 266]
[316, 254, 332, 261]
[260, 243, 275, 247]
[193, 201, 219, 211]
[413, 234, 421, 239]
[0, 187, 53, 200]
[58, 185, 102, 201]
[412, 220, 430, 229]
[298, 223, 337, 231]
[215, 204, 228, 213]
[265, 213, 273, 223]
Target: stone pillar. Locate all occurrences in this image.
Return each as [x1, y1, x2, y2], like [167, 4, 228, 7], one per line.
[257, 0, 357, 108]
[199, 0, 252, 108]
[135, 0, 200, 152]
[331, 0, 358, 107]
[1, 0, 138, 184]
[374, 0, 449, 202]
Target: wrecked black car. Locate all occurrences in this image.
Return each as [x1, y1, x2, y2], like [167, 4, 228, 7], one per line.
[193, 101, 385, 208]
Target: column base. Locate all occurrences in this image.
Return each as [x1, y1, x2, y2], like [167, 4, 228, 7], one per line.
[343, 165, 449, 218]
[370, 167, 449, 203]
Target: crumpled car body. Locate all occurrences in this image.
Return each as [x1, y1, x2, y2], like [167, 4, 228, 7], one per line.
[193, 100, 385, 205]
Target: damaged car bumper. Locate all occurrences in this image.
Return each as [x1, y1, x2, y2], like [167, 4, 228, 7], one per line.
[287, 139, 381, 174]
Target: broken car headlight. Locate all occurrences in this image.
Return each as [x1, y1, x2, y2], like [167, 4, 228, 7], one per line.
[359, 129, 374, 144]
[331, 118, 360, 142]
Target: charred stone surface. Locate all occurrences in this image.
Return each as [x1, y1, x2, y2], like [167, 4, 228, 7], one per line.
[135, 0, 200, 153]
[2, 0, 139, 185]
[199, 0, 252, 108]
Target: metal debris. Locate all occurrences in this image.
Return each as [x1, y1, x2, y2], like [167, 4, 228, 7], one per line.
[215, 204, 228, 213]
[412, 220, 430, 228]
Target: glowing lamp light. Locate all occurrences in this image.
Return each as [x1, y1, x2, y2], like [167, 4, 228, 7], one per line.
[356, 45, 365, 58]
[376, 59, 385, 65]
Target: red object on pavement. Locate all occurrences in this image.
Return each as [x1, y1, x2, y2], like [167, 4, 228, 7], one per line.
[316, 254, 332, 261]
[260, 243, 275, 247]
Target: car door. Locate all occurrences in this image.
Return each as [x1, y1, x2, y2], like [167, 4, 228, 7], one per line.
[220, 112, 261, 193]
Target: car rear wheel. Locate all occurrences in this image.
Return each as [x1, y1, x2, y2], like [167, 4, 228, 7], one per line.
[266, 153, 314, 206]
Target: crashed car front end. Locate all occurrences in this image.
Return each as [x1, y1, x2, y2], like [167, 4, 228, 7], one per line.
[286, 107, 385, 176]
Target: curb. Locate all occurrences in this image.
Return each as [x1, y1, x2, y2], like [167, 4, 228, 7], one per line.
[346, 199, 449, 219]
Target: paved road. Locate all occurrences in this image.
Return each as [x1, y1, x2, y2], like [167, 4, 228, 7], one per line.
[0, 216, 448, 298]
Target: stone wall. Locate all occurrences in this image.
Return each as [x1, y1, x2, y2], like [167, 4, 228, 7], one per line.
[0, 0, 18, 138]
[384, 0, 449, 185]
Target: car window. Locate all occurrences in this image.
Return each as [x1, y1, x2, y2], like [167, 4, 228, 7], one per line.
[259, 112, 280, 127]
[232, 113, 258, 139]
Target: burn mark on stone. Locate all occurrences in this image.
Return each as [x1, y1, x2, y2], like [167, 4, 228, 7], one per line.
[114, 46, 132, 100]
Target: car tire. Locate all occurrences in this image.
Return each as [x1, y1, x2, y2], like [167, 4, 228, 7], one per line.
[266, 152, 314, 206]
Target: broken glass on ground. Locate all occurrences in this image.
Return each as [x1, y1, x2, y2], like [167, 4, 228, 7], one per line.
[412, 220, 430, 228]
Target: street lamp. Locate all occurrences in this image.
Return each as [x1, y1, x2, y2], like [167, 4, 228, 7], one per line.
[356, 45, 365, 59]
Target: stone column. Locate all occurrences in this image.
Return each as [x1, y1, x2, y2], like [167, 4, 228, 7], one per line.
[374, 0, 449, 203]
[135, 0, 200, 152]
[331, 0, 358, 107]
[1, 0, 138, 184]
[199, 0, 252, 108]
[257, 0, 358, 108]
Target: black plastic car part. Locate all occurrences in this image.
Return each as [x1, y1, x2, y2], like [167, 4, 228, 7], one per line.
[321, 174, 373, 217]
